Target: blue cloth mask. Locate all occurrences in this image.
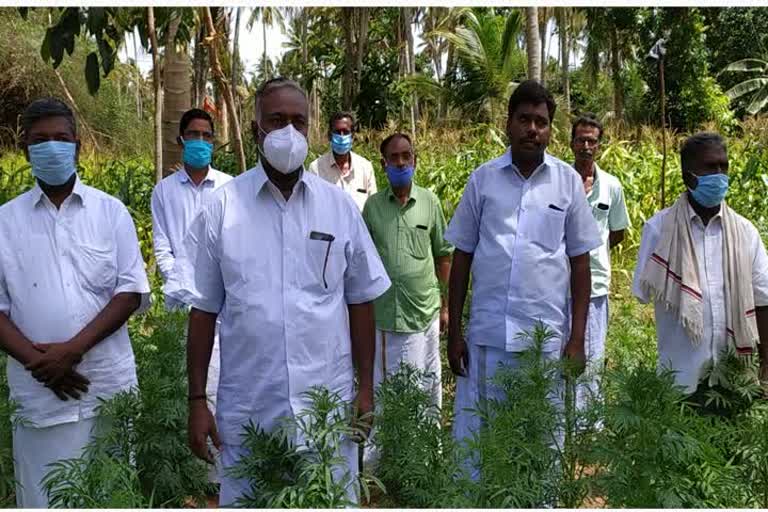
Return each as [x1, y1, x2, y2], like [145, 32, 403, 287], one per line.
[28, 141, 77, 186]
[385, 164, 414, 188]
[182, 139, 214, 168]
[331, 133, 352, 155]
[689, 172, 729, 208]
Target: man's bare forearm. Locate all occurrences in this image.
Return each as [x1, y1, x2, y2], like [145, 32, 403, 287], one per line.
[756, 306, 768, 369]
[69, 292, 141, 356]
[449, 249, 473, 338]
[0, 313, 42, 365]
[569, 253, 592, 344]
[348, 302, 375, 393]
[436, 255, 451, 307]
[188, 308, 217, 398]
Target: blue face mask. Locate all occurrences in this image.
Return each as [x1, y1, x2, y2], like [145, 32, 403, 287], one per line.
[331, 133, 352, 155]
[28, 141, 77, 186]
[385, 164, 415, 188]
[182, 139, 214, 168]
[689, 172, 729, 208]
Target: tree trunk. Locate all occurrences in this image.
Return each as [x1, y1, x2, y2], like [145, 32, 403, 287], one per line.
[342, 8, 355, 109]
[539, 7, 548, 86]
[147, 7, 163, 184]
[559, 8, 571, 115]
[525, 7, 542, 82]
[355, 7, 370, 100]
[162, 14, 191, 177]
[203, 7, 246, 173]
[132, 29, 143, 119]
[610, 25, 624, 119]
[192, 27, 207, 107]
[232, 7, 241, 95]
[404, 7, 419, 123]
[262, 17, 268, 78]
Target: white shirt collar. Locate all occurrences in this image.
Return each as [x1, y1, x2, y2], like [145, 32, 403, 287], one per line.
[31, 174, 87, 209]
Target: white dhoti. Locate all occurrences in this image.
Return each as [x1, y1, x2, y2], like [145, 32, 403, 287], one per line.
[363, 316, 442, 470]
[452, 343, 563, 482]
[576, 296, 608, 413]
[13, 417, 100, 508]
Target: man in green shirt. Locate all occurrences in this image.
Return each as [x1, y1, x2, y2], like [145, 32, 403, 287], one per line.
[362, 132, 452, 468]
[571, 113, 631, 411]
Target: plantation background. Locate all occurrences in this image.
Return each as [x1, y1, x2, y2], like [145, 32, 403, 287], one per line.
[2, 5, 768, 508]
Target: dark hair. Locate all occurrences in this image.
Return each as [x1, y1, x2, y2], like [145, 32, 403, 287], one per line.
[507, 80, 556, 121]
[255, 77, 307, 118]
[680, 132, 727, 172]
[180, 108, 214, 136]
[571, 113, 603, 141]
[328, 111, 356, 135]
[21, 97, 76, 139]
[380, 132, 413, 157]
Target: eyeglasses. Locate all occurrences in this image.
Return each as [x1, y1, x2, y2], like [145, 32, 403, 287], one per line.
[183, 130, 215, 141]
[573, 137, 600, 147]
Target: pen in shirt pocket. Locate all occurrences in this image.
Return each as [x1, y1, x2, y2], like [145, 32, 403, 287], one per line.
[548, 204, 564, 212]
[309, 231, 335, 289]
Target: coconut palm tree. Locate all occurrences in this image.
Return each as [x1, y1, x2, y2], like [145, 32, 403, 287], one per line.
[247, 7, 285, 81]
[525, 7, 541, 81]
[408, 8, 525, 121]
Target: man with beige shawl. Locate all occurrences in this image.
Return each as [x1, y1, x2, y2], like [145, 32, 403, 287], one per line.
[632, 132, 768, 402]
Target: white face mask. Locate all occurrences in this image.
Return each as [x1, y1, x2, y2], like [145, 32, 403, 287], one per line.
[259, 123, 308, 175]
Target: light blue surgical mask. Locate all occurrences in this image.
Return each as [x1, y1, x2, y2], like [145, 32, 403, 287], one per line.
[331, 132, 352, 155]
[28, 141, 77, 186]
[182, 139, 214, 168]
[385, 164, 414, 188]
[688, 172, 729, 208]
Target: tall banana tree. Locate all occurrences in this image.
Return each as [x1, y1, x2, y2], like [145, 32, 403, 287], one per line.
[721, 58, 768, 115]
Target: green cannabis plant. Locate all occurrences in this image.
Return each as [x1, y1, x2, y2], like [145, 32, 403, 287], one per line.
[373, 362, 465, 507]
[230, 386, 382, 508]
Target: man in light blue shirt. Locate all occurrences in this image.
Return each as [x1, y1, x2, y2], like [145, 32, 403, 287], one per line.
[445, 81, 602, 459]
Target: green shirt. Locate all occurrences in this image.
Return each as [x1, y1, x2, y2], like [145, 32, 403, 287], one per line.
[362, 184, 453, 333]
[585, 165, 631, 298]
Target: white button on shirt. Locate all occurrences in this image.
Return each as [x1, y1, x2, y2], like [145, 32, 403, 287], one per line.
[632, 202, 768, 393]
[0, 177, 151, 428]
[164, 163, 391, 445]
[308, 151, 377, 211]
[444, 150, 602, 352]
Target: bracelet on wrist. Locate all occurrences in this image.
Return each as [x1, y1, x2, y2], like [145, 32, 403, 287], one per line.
[188, 394, 207, 402]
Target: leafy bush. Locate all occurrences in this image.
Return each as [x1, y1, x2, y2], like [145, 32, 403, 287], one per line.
[229, 387, 380, 508]
[38, 310, 210, 508]
[373, 362, 464, 508]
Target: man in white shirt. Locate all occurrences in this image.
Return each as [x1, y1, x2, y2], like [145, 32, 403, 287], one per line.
[164, 78, 391, 506]
[570, 114, 630, 411]
[633, 132, 768, 405]
[445, 81, 602, 468]
[308, 111, 377, 211]
[0, 98, 150, 507]
[150, 108, 232, 484]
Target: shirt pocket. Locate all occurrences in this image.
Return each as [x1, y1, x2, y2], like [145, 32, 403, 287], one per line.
[407, 226, 431, 260]
[304, 239, 346, 293]
[523, 207, 566, 252]
[592, 203, 610, 230]
[77, 239, 118, 294]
